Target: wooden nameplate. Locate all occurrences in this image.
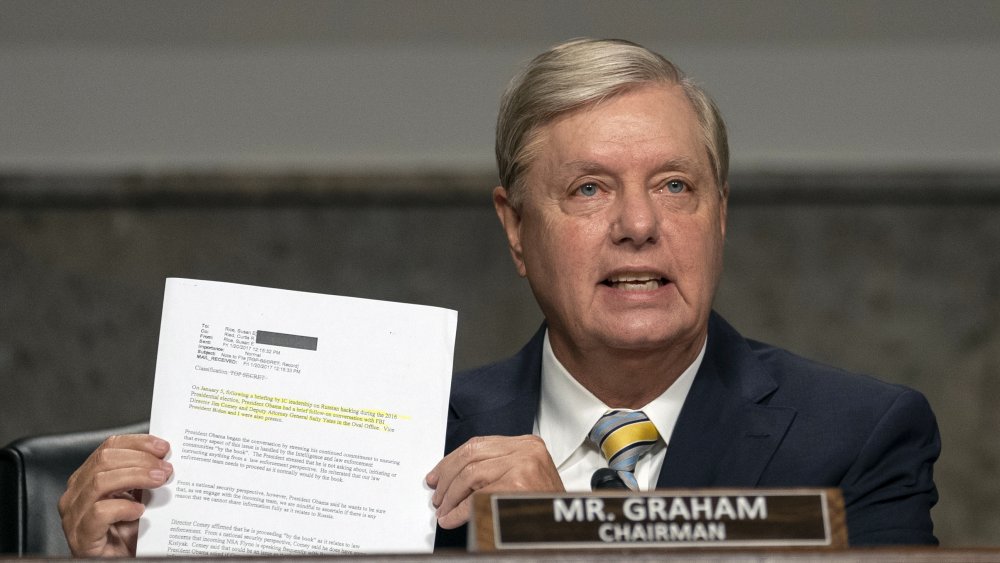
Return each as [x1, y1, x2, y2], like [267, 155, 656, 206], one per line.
[469, 488, 846, 552]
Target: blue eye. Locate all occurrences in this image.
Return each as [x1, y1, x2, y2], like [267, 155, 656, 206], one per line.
[578, 183, 599, 197]
[666, 180, 686, 194]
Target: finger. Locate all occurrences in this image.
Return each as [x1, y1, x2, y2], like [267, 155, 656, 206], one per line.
[65, 434, 169, 493]
[436, 476, 524, 530]
[66, 434, 170, 494]
[436, 453, 526, 519]
[77, 435, 171, 477]
[66, 462, 172, 522]
[61, 460, 171, 551]
[70, 497, 145, 557]
[437, 495, 474, 529]
[434, 436, 563, 526]
[432, 431, 566, 530]
[435, 458, 565, 530]
[62, 448, 172, 517]
[435, 443, 563, 519]
[430, 436, 519, 505]
[424, 469, 439, 489]
[432, 435, 551, 503]
[101, 433, 171, 458]
[59, 434, 170, 558]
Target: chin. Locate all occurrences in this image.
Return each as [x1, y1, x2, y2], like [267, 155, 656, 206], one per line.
[601, 315, 702, 351]
[602, 328, 683, 352]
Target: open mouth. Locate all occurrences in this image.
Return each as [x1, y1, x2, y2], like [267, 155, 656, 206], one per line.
[600, 273, 668, 291]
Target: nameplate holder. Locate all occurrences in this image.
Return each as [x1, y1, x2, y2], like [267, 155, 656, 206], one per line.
[469, 488, 846, 552]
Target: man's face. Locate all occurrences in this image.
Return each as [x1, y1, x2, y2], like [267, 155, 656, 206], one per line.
[495, 83, 727, 359]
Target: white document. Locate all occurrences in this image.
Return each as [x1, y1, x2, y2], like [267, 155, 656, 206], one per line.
[136, 278, 457, 556]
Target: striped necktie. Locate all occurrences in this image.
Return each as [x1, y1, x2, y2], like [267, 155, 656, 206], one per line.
[589, 409, 660, 491]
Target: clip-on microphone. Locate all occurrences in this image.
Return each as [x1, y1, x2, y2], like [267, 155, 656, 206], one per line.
[591, 467, 629, 490]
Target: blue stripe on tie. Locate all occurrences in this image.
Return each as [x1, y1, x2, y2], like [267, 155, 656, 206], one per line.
[589, 411, 637, 440]
[590, 411, 649, 447]
[618, 470, 639, 490]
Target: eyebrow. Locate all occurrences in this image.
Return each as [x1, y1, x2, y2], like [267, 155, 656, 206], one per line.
[562, 157, 700, 176]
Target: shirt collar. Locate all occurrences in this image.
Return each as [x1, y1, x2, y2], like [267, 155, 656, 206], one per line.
[536, 330, 705, 467]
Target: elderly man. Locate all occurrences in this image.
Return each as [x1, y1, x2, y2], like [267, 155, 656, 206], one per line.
[59, 39, 939, 555]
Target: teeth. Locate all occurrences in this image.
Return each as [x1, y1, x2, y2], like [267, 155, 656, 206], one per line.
[612, 280, 662, 291]
[608, 272, 659, 283]
[605, 273, 664, 291]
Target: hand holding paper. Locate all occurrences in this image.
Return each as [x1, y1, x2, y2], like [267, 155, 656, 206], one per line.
[137, 279, 457, 556]
[58, 434, 172, 557]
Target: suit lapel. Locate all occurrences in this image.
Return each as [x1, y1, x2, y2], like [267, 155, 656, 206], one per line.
[657, 313, 796, 488]
[445, 326, 544, 452]
[447, 398, 537, 449]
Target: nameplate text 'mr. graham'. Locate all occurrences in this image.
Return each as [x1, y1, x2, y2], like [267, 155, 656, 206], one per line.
[469, 488, 846, 552]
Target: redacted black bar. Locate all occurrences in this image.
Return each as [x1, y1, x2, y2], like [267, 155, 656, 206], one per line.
[255, 330, 318, 351]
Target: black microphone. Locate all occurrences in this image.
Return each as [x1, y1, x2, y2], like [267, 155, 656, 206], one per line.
[591, 467, 629, 490]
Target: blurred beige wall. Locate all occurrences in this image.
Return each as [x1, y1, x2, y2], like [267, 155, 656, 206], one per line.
[1, 0, 998, 173]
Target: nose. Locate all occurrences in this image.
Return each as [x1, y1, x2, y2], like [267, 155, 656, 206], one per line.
[610, 188, 660, 246]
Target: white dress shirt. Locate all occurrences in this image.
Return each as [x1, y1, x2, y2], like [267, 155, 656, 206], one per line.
[535, 330, 703, 491]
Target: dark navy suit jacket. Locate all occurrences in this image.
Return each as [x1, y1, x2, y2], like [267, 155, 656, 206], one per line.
[435, 312, 939, 548]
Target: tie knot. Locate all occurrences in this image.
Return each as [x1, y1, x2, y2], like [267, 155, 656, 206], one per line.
[589, 409, 660, 474]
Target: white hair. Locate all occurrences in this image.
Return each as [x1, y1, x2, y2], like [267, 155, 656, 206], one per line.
[496, 38, 729, 208]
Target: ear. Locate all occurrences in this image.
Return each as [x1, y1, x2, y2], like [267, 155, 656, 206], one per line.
[493, 186, 527, 278]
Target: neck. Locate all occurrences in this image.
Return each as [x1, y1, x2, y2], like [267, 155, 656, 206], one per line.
[550, 332, 706, 409]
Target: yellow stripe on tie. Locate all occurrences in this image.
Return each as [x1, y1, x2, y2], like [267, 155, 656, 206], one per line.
[600, 420, 659, 460]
